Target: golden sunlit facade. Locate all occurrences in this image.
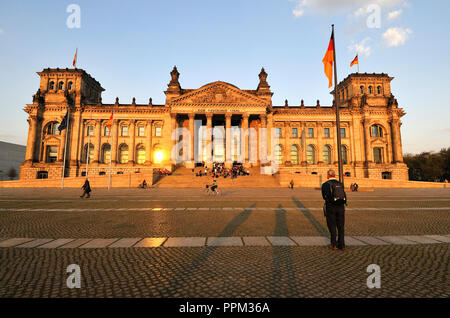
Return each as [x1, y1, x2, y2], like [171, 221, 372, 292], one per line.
[20, 67, 408, 181]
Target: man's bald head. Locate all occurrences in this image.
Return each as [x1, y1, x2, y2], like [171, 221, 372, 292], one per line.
[327, 169, 336, 179]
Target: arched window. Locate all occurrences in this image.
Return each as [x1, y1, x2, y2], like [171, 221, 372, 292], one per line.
[306, 145, 315, 164]
[101, 144, 111, 164]
[323, 145, 332, 164]
[49, 81, 55, 90]
[377, 86, 381, 95]
[104, 126, 110, 136]
[136, 144, 146, 164]
[46, 122, 60, 135]
[368, 86, 373, 94]
[373, 147, 383, 164]
[275, 144, 283, 164]
[119, 144, 129, 163]
[58, 81, 64, 90]
[67, 81, 73, 90]
[341, 145, 348, 164]
[82, 144, 94, 163]
[371, 124, 383, 137]
[290, 145, 299, 165]
[360, 86, 364, 94]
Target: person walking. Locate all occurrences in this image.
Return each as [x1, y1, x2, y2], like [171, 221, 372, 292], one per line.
[80, 178, 92, 198]
[289, 179, 294, 189]
[321, 169, 347, 250]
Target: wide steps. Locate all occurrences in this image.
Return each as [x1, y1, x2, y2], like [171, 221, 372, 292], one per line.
[154, 167, 280, 188]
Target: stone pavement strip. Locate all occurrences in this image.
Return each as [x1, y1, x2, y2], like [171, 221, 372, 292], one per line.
[0, 235, 448, 249]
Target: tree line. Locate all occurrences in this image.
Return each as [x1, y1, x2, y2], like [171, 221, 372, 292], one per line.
[404, 147, 450, 182]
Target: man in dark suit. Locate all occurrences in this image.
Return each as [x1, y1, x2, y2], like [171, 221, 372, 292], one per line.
[80, 179, 92, 198]
[321, 169, 346, 250]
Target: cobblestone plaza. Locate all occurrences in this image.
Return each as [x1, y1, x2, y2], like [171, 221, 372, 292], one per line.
[0, 188, 448, 298]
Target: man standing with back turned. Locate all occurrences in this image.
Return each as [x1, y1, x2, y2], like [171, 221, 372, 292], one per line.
[321, 169, 347, 250]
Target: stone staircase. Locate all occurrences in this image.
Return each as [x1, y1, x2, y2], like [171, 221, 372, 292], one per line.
[154, 166, 281, 188]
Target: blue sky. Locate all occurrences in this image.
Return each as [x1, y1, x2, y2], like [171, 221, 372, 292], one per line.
[0, 0, 448, 154]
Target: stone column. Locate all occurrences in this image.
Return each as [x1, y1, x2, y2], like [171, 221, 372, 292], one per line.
[25, 116, 38, 162]
[111, 119, 119, 163]
[206, 114, 213, 164]
[317, 122, 323, 163]
[58, 126, 66, 162]
[225, 113, 232, 168]
[129, 119, 136, 164]
[299, 122, 306, 165]
[392, 119, 403, 162]
[189, 114, 195, 164]
[170, 114, 177, 164]
[267, 113, 273, 161]
[70, 111, 82, 165]
[284, 121, 290, 165]
[259, 114, 267, 163]
[146, 120, 153, 164]
[94, 119, 101, 163]
[241, 114, 249, 165]
[363, 119, 372, 163]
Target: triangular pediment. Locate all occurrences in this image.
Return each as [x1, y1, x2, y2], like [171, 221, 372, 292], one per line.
[169, 81, 267, 105]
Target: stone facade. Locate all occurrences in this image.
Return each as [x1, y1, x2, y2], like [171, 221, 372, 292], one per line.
[20, 67, 408, 181]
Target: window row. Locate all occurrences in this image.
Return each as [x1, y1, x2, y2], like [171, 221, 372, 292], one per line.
[86, 125, 162, 137]
[48, 81, 73, 91]
[80, 143, 164, 164]
[360, 85, 383, 95]
[275, 127, 347, 138]
[273, 144, 349, 165]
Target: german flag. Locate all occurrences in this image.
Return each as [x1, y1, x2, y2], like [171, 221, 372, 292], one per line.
[73, 48, 77, 68]
[105, 112, 113, 129]
[322, 31, 334, 88]
[350, 54, 359, 67]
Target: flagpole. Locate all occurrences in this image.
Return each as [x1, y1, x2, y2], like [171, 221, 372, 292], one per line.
[61, 108, 70, 189]
[85, 113, 91, 178]
[332, 24, 344, 185]
[357, 54, 360, 73]
[108, 107, 114, 190]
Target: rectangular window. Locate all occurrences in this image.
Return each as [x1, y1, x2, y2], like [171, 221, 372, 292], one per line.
[275, 127, 282, 138]
[340, 128, 346, 138]
[87, 126, 94, 136]
[121, 126, 128, 136]
[138, 126, 145, 137]
[324, 128, 330, 138]
[155, 126, 162, 137]
[292, 128, 298, 138]
[46, 146, 58, 163]
[104, 126, 110, 136]
[308, 128, 314, 138]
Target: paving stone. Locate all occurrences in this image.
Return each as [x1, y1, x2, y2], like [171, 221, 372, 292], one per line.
[376, 236, 418, 245]
[134, 238, 166, 247]
[108, 238, 142, 248]
[424, 235, 450, 243]
[16, 239, 54, 248]
[38, 239, 75, 249]
[58, 239, 92, 248]
[0, 238, 35, 248]
[266, 236, 297, 246]
[399, 235, 442, 244]
[80, 238, 119, 248]
[290, 236, 329, 246]
[353, 236, 391, 245]
[242, 236, 271, 246]
[344, 237, 367, 246]
[164, 237, 206, 247]
[207, 237, 243, 246]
